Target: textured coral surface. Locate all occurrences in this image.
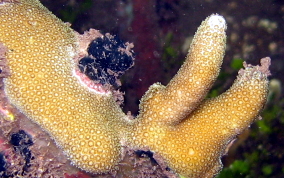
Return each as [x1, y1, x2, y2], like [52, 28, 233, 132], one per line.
[0, 0, 127, 173]
[0, 0, 270, 177]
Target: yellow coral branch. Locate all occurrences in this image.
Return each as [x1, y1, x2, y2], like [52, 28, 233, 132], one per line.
[138, 15, 227, 125]
[0, 0, 270, 177]
[128, 16, 270, 178]
[0, 0, 127, 173]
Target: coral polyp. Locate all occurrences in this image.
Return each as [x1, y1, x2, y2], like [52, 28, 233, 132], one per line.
[0, 0, 270, 177]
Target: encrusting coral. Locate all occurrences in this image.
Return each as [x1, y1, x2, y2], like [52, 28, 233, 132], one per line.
[0, 0, 270, 177]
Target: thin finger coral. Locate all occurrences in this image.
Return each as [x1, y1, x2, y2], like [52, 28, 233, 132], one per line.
[0, 0, 270, 177]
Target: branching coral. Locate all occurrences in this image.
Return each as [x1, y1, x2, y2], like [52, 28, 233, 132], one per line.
[0, 0, 270, 177]
[0, 0, 129, 173]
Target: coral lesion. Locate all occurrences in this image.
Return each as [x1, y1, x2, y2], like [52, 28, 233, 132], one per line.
[0, 43, 10, 79]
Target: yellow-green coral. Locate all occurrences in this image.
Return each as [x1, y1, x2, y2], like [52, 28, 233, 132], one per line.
[129, 15, 269, 177]
[0, 0, 127, 173]
[131, 58, 269, 177]
[0, 0, 270, 177]
[138, 15, 226, 125]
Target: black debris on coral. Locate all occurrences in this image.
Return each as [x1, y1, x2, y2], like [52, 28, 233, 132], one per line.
[135, 150, 158, 165]
[78, 33, 135, 87]
[0, 153, 7, 176]
[9, 130, 34, 174]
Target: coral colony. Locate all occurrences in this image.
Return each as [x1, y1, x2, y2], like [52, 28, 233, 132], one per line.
[0, 0, 270, 177]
